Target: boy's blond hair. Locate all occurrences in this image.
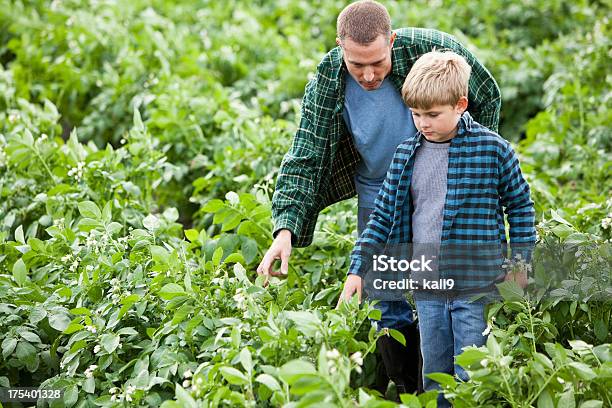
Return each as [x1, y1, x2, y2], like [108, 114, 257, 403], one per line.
[401, 50, 471, 109]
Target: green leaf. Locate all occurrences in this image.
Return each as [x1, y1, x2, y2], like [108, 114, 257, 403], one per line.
[240, 347, 253, 374]
[496, 280, 524, 301]
[557, 389, 576, 408]
[594, 319, 607, 342]
[579, 401, 603, 408]
[83, 376, 95, 393]
[15, 341, 36, 362]
[202, 199, 224, 213]
[426, 372, 457, 389]
[48, 313, 71, 332]
[63, 323, 84, 334]
[19, 331, 41, 343]
[12, 258, 28, 286]
[551, 209, 573, 227]
[212, 247, 223, 266]
[100, 333, 120, 353]
[256, 374, 281, 391]
[389, 328, 406, 346]
[78, 201, 102, 219]
[185, 229, 199, 242]
[400, 393, 421, 408]
[290, 375, 324, 395]
[568, 362, 596, 380]
[64, 385, 78, 407]
[143, 214, 161, 231]
[368, 308, 382, 321]
[102, 201, 112, 223]
[241, 238, 258, 264]
[15, 225, 25, 243]
[279, 360, 317, 384]
[455, 348, 488, 368]
[537, 389, 554, 408]
[2, 337, 17, 359]
[175, 384, 197, 408]
[219, 367, 248, 385]
[285, 311, 321, 337]
[159, 283, 186, 300]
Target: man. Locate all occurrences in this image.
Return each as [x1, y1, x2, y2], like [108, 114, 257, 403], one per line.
[257, 0, 501, 395]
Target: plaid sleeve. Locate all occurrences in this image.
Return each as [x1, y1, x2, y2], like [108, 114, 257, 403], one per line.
[271, 62, 337, 244]
[498, 143, 536, 259]
[348, 158, 400, 277]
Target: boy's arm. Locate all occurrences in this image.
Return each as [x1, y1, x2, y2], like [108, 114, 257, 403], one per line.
[347, 158, 401, 277]
[498, 143, 536, 261]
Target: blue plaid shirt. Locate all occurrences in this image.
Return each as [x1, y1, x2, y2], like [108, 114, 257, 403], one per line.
[349, 112, 536, 289]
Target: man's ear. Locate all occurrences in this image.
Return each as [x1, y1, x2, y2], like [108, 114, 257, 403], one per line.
[336, 37, 342, 47]
[389, 31, 396, 47]
[456, 96, 468, 113]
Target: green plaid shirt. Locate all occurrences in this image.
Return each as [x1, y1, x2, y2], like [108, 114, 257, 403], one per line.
[272, 28, 501, 247]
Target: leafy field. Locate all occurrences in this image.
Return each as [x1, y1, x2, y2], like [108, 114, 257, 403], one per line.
[0, 0, 610, 407]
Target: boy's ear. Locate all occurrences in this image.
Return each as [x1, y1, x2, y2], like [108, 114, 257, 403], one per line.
[456, 96, 469, 113]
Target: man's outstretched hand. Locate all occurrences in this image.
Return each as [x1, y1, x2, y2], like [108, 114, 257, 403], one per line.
[257, 229, 292, 285]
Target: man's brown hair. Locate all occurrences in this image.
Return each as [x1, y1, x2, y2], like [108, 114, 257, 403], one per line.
[337, 0, 391, 44]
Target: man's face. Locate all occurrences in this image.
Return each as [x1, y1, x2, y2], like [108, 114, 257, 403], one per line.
[338, 33, 395, 91]
[410, 98, 468, 142]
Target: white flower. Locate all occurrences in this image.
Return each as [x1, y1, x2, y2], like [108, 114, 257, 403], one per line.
[93, 345, 101, 354]
[184, 369, 193, 378]
[109, 387, 119, 395]
[86, 265, 94, 272]
[326, 349, 340, 360]
[182, 380, 191, 388]
[480, 359, 489, 367]
[85, 364, 97, 378]
[482, 324, 492, 336]
[350, 351, 363, 366]
[602, 217, 611, 230]
[557, 377, 565, 384]
[61, 254, 72, 262]
[86, 325, 97, 334]
[110, 395, 117, 402]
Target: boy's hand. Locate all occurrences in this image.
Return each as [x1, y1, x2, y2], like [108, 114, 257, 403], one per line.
[337, 274, 363, 307]
[257, 229, 292, 285]
[504, 270, 528, 289]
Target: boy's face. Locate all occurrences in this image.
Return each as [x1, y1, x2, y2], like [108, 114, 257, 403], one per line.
[410, 97, 468, 142]
[337, 33, 395, 91]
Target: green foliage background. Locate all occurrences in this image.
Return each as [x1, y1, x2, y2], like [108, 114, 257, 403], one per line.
[0, 0, 610, 407]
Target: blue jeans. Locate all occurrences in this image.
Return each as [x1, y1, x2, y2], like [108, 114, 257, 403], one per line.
[415, 294, 489, 407]
[358, 207, 414, 329]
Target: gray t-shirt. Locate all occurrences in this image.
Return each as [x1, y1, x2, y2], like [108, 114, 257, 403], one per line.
[410, 139, 450, 244]
[342, 74, 417, 209]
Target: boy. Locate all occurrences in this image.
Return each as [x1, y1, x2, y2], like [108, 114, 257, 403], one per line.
[343, 50, 535, 405]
